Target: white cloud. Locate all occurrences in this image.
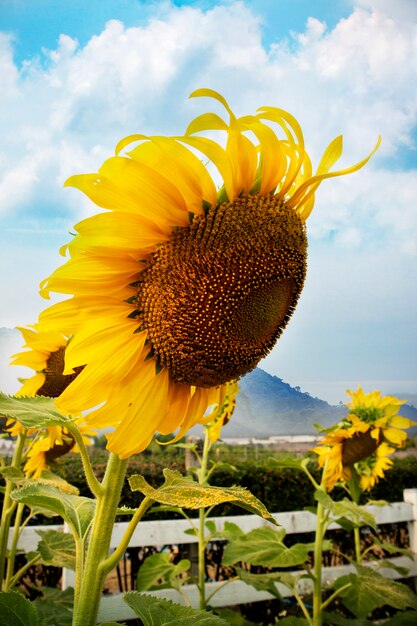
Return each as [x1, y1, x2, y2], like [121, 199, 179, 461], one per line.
[0, 0, 416, 394]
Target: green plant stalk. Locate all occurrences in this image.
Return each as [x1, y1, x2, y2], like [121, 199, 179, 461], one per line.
[312, 497, 325, 626]
[66, 421, 104, 498]
[8, 553, 41, 588]
[73, 536, 85, 616]
[354, 526, 362, 564]
[197, 431, 212, 610]
[4, 502, 25, 590]
[71, 453, 128, 626]
[0, 432, 26, 588]
[100, 496, 154, 574]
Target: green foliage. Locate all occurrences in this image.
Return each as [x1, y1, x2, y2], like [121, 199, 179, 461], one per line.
[334, 565, 417, 618]
[33, 587, 74, 626]
[314, 490, 377, 529]
[124, 592, 229, 625]
[0, 590, 44, 626]
[11, 483, 95, 539]
[36, 530, 76, 569]
[215, 608, 261, 625]
[136, 552, 190, 592]
[58, 450, 417, 515]
[129, 469, 277, 523]
[0, 393, 70, 428]
[222, 526, 311, 568]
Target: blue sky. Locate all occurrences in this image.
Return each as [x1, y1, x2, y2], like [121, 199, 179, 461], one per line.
[1, 0, 416, 404]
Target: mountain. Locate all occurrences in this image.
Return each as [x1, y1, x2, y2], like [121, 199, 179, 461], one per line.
[1, 327, 416, 438]
[220, 368, 346, 438]
[219, 368, 417, 439]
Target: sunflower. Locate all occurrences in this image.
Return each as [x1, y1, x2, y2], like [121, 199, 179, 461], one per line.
[8, 325, 95, 476]
[23, 423, 96, 478]
[39, 89, 380, 458]
[314, 387, 415, 491]
[9, 325, 85, 398]
[206, 380, 239, 444]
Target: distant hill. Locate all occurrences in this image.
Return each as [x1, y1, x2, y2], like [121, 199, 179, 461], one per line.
[1, 327, 416, 438]
[219, 368, 417, 439]
[221, 368, 346, 438]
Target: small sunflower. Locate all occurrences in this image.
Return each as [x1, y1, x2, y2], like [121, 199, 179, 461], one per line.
[206, 380, 239, 444]
[10, 325, 81, 398]
[8, 326, 95, 476]
[314, 387, 415, 491]
[39, 89, 380, 458]
[24, 422, 96, 478]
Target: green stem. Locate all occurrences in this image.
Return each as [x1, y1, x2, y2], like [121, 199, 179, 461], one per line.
[354, 526, 362, 564]
[197, 432, 211, 610]
[4, 502, 25, 590]
[100, 496, 154, 575]
[71, 453, 128, 626]
[66, 422, 104, 498]
[321, 582, 352, 611]
[8, 553, 41, 588]
[312, 497, 325, 626]
[0, 432, 26, 588]
[73, 537, 85, 615]
[294, 589, 313, 626]
[205, 577, 237, 604]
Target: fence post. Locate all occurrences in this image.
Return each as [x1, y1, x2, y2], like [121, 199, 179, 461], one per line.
[403, 488, 417, 555]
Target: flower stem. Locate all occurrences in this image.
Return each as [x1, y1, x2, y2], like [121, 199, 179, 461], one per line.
[4, 502, 25, 590]
[72, 453, 128, 626]
[312, 497, 325, 626]
[354, 526, 362, 564]
[197, 432, 211, 610]
[66, 422, 104, 498]
[0, 432, 26, 588]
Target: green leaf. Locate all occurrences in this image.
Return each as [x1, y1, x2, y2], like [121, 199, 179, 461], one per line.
[234, 567, 284, 598]
[222, 526, 310, 567]
[36, 471, 79, 496]
[11, 483, 95, 539]
[334, 565, 417, 618]
[205, 520, 217, 535]
[124, 592, 229, 625]
[276, 619, 309, 626]
[36, 530, 76, 570]
[33, 587, 73, 626]
[137, 553, 191, 593]
[137, 553, 178, 592]
[0, 393, 70, 428]
[129, 469, 276, 524]
[372, 538, 414, 560]
[215, 608, 261, 625]
[99, 623, 127, 626]
[323, 612, 373, 626]
[0, 591, 43, 626]
[314, 491, 376, 529]
[219, 522, 244, 542]
[383, 612, 417, 626]
[267, 456, 307, 471]
[0, 467, 25, 482]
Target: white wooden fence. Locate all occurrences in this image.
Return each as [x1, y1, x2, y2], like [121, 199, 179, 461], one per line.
[8, 488, 417, 624]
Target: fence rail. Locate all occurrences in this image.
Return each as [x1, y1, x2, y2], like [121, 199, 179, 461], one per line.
[8, 488, 417, 623]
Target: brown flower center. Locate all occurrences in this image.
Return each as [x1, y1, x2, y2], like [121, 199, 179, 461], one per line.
[341, 429, 381, 466]
[37, 347, 83, 398]
[135, 193, 307, 387]
[44, 434, 76, 461]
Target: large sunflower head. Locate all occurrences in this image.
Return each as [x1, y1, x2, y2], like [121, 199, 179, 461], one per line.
[314, 387, 415, 491]
[39, 89, 380, 458]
